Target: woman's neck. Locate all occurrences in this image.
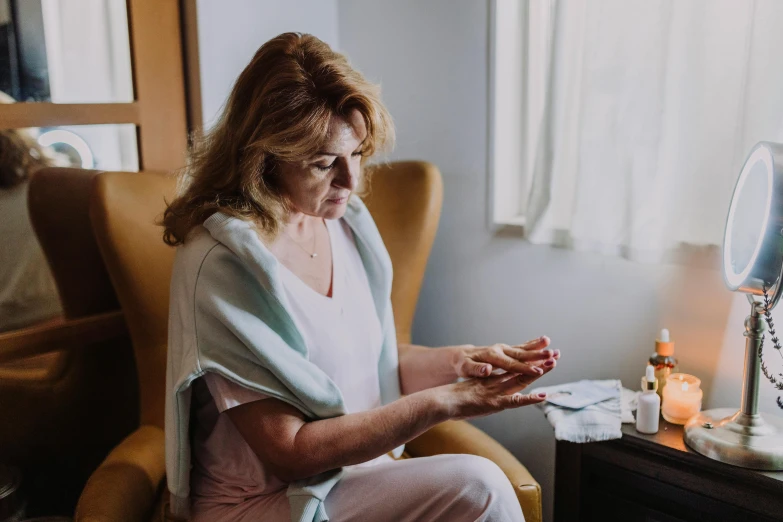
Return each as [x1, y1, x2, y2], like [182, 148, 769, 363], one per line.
[284, 212, 322, 241]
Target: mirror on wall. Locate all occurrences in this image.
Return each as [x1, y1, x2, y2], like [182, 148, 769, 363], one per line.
[0, 122, 138, 334]
[0, 0, 133, 104]
[0, 125, 64, 333]
[0, 0, 138, 335]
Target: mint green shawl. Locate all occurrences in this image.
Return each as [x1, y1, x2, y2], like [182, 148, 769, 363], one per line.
[165, 197, 402, 522]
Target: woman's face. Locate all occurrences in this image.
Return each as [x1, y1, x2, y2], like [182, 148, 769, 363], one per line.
[276, 110, 367, 221]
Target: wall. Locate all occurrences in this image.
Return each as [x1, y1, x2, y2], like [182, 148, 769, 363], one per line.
[196, 0, 339, 127]
[337, 2, 783, 521]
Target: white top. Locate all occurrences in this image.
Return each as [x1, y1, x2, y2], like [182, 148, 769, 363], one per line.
[190, 218, 393, 506]
[280, 218, 385, 414]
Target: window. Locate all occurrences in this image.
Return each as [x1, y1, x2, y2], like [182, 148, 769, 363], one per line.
[489, 0, 548, 228]
[489, 0, 783, 262]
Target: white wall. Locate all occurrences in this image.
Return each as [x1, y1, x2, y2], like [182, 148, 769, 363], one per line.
[338, 2, 783, 521]
[196, 0, 339, 128]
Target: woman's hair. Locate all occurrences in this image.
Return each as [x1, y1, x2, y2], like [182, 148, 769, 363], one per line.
[0, 129, 56, 189]
[162, 32, 394, 246]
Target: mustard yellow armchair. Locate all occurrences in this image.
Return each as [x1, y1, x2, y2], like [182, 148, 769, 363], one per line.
[75, 162, 541, 522]
[0, 168, 138, 516]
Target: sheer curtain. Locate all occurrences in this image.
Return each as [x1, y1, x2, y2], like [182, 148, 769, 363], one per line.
[39, 0, 137, 171]
[523, 0, 783, 262]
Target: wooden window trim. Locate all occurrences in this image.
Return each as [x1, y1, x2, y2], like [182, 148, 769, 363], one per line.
[0, 102, 141, 129]
[127, 0, 188, 171]
[0, 0, 188, 172]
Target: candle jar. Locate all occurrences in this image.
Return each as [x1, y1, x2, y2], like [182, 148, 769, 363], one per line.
[661, 373, 703, 425]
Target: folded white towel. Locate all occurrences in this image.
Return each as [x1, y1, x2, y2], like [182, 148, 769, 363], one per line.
[531, 380, 639, 443]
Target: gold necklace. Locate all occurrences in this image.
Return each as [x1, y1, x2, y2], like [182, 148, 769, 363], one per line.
[283, 223, 319, 258]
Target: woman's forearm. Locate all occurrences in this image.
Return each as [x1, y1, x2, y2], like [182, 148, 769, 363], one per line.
[398, 343, 463, 394]
[294, 388, 448, 477]
[228, 387, 451, 482]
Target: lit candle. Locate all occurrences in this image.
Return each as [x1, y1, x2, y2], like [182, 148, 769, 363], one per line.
[661, 373, 703, 425]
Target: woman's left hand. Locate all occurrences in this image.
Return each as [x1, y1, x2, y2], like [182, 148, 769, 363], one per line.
[452, 337, 558, 379]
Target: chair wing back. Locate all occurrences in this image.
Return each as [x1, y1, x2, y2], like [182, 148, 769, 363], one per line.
[28, 167, 120, 319]
[10, 167, 138, 515]
[363, 161, 443, 344]
[90, 171, 176, 428]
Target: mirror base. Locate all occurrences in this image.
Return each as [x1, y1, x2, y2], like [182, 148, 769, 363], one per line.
[684, 408, 783, 470]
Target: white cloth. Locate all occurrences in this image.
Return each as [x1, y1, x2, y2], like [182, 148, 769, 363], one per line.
[532, 380, 638, 443]
[190, 218, 393, 521]
[521, 0, 783, 262]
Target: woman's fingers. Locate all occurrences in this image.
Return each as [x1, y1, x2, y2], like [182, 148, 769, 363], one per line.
[499, 360, 557, 393]
[464, 339, 558, 378]
[477, 347, 545, 376]
[515, 336, 550, 351]
[493, 353, 544, 376]
[480, 371, 520, 386]
[449, 368, 555, 419]
[503, 392, 547, 408]
[461, 359, 493, 377]
[504, 345, 557, 363]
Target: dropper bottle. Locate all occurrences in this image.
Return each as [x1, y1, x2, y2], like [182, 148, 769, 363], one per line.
[636, 365, 661, 434]
[649, 328, 678, 398]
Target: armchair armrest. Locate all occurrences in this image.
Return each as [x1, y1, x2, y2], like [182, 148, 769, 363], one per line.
[0, 310, 127, 363]
[407, 420, 542, 522]
[75, 425, 166, 522]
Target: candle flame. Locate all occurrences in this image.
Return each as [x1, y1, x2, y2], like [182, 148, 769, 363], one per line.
[682, 381, 689, 392]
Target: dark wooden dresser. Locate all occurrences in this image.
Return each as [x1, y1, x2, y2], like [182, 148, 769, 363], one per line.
[554, 420, 783, 522]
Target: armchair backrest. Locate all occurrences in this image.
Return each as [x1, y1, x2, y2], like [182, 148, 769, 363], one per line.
[90, 171, 175, 428]
[28, 167, 120, 319]
[363, 161, 443, 344]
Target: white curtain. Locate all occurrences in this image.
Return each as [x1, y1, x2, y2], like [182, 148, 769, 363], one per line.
[39, 0, 138, 171]
[524, 0, 783, 262]
[41, 0, 133, 104]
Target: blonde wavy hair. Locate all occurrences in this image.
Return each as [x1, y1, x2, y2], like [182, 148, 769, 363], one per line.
[162, 32, 394, 246]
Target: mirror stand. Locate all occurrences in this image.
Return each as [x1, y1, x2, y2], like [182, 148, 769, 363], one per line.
[684, 299, 783, 470]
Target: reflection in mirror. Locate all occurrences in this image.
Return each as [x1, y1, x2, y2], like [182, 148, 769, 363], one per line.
[0, 126, 63, 332]
[0, 122, 137, 333]
[728, 160, 770, 281]
[39, 123, 139, 171]
[0, 0, 132, 103]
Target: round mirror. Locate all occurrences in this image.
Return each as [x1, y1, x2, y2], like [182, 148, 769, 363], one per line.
[687, 141, 783, 472]
[722, 142, 783, 304]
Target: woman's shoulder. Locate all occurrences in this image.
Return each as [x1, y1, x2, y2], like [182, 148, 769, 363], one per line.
[173, 226, 220, 269]
[170, 226, 240, 293]
[171, 222, 268, 300]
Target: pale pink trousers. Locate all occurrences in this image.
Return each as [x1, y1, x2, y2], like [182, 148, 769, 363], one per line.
[193, 454, 525, 522]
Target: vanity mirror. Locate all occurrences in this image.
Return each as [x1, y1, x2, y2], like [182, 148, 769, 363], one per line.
[684, 142, 783, 470]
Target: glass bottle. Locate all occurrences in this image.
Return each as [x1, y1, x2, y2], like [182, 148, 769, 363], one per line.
[649, 328, 678, 398]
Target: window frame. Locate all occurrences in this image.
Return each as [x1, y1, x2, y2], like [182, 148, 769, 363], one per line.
[487, 0, 552, 233]
[0, 0, 188, 172]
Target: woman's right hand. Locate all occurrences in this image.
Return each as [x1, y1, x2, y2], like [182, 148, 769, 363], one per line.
[433, 358, 556, 421]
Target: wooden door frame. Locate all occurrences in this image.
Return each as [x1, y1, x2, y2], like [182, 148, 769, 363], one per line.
[0, 0, 189, 172]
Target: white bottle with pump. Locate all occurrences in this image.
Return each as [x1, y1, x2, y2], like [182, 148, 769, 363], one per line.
[636, 365, 660, 434]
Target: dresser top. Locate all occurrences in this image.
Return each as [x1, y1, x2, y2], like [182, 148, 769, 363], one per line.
[620, 419, 783, 484]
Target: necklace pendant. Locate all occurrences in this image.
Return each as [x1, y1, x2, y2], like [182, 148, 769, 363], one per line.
[311, 253, 318, 258]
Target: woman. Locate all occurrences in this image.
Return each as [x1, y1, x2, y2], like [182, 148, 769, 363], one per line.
[164, 33, 559, 522]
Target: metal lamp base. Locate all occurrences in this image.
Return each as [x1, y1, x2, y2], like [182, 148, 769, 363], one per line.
[684, 408, 783, 470]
